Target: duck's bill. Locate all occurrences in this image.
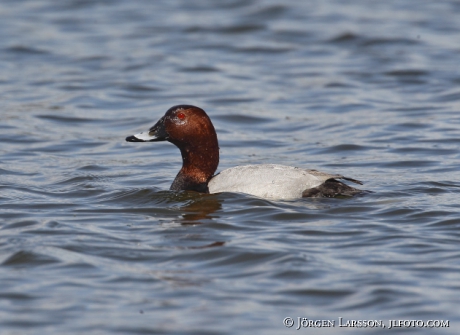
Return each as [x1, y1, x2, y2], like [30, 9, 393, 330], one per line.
[126, 116, 168, 142]
[126, 132, 157, 142]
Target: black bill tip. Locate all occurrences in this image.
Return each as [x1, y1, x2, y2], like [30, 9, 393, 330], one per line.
[126, 135, 145, 142]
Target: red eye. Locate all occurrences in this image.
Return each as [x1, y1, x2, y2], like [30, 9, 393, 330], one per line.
[177, 112, 185, 120]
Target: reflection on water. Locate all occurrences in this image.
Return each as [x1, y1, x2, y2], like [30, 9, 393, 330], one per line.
[178, 194, 223, 224]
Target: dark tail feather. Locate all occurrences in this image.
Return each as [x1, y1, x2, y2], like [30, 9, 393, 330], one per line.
[341, 176, 363, 185]
[302, 179, 364, 198]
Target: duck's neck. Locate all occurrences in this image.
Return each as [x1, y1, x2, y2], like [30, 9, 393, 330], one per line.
[170, 141, 219, 193]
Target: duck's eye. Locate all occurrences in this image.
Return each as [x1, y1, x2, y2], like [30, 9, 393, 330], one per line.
[177, 112, 186, 120]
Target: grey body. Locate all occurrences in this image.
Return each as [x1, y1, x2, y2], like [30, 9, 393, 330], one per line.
[208, 164, 360, 200]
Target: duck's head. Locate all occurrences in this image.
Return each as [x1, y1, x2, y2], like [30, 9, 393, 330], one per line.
[126, 105, 220, 192]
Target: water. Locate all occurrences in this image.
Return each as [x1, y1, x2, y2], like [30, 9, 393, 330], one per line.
[1, 0, 459, 334]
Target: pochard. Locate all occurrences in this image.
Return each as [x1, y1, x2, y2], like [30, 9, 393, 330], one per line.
[126, 105, 363, 199]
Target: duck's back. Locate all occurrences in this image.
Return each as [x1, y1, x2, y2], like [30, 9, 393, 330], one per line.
[208, 164, 349, 199]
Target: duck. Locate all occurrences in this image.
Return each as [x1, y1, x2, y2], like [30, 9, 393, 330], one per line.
[126, 105, 364, 200]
